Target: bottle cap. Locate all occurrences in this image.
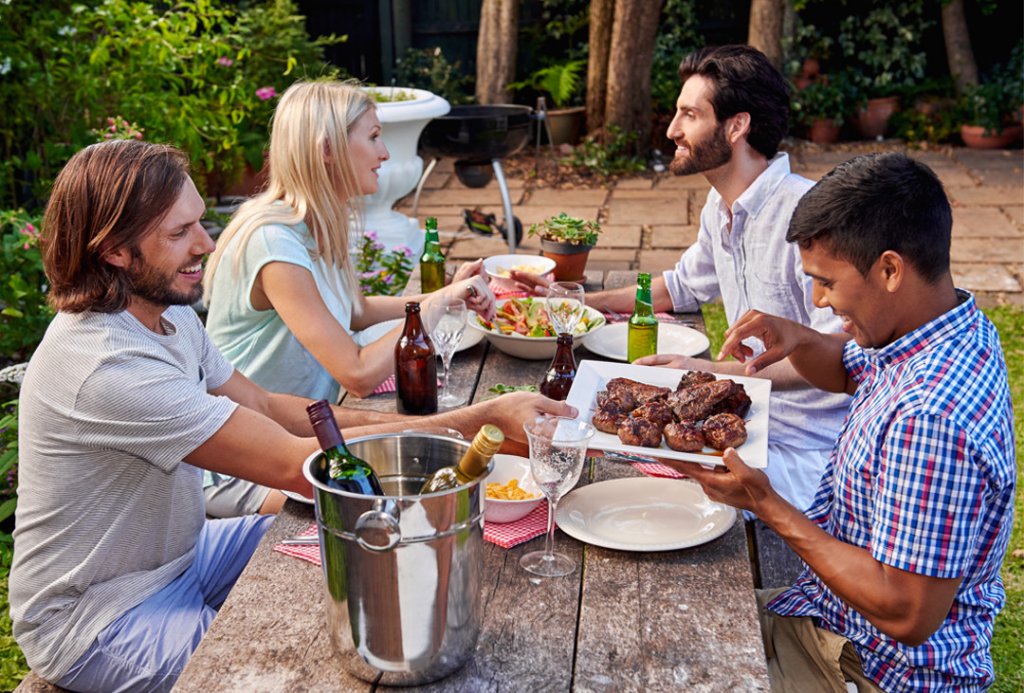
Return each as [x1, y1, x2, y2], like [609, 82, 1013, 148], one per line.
[474, 424, 505, 456]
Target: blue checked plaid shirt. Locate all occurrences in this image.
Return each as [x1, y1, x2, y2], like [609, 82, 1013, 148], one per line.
[767, 290, 1016, 691]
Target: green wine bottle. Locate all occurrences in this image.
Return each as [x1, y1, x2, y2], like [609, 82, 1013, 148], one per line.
[419, 217, 445, 293]
[627, 272, 658, 363]
[419, 424, 504, 493]
[306, 399, 384, 495]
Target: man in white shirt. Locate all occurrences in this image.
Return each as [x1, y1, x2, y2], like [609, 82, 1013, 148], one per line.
[513, 45, 850, 515]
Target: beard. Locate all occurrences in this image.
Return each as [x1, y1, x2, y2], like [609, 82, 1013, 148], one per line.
[125, 248, 203, 307]
[669, 122, 732, 176]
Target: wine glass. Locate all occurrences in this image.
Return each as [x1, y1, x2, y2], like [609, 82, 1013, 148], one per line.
[545, 282, 585, 337]
[520, 416, 595, 578]
[428, 297, 467, 408]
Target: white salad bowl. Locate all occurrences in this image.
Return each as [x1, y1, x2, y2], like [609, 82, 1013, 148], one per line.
[468, 297, 606, 360]
[484, 454, 544, 524]
[483, 254, 556, 282]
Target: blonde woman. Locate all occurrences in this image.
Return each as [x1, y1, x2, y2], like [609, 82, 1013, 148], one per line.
[203, 80, 492, 516]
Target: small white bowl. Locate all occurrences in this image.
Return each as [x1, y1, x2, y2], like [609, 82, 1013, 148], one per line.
[483, 254, 556, 281]
[468, 297, 606, 360]
[484, 454, 544, 524]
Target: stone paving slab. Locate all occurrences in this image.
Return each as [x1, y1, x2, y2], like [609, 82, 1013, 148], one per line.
[615, 177, 657, 190]
[526, 188, 609, 206]
[651, 225, 699, 249]
[951, 263, 1021, 293]
[516, 205, 604, 226]
[639, 249, 688, 273]
[951, 238, 1023, 264]
[588, 248, 637, 263]
[655, 173, 709, 190]
[613, 188, 686, 199]
[606, 197, 685, 226]
[948, 187, 1024, 207]
[411, 187, 525, 207]
[597, 224, 643, 248]
[951, 208, 1024, 238]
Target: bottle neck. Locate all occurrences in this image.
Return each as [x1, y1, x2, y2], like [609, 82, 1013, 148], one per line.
[307, 401, 346, 452]
[457, 426, 503, 479]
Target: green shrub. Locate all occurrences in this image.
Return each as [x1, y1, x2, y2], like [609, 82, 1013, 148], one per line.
[560, 125, 646, 178]
[0, 0, 344, 207]
[394, 47, 474, 106]
[651, 0, 704, 112]
[0, 211, 51, 362]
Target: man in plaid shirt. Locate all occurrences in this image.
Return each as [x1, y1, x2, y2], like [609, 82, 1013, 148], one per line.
[680, 152, 1015, 691]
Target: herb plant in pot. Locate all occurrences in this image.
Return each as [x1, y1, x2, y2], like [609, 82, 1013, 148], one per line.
[959, 80, 1023, 149]
[528, 212, 601, 282]
[791, 75, 851, 144]
[511, 59, 586, 146]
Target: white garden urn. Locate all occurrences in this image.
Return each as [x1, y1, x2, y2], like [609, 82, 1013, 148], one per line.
[361, 87, 450, 255]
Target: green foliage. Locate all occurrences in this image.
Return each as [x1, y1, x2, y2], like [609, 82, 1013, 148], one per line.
[560, 125, 646, 178]
[354, 231, 413, 296]
[0, 401, 17, 526]
[985, 305, 1024, 692]
[0, 0, 344, 208]
[394, 47, 473, 106]
[651, 0, 704, 112]
[0, 540, 29, 691]
[0, 211, 52, 362]
[959, 41, 1024, 135]
[838, 1, 932, 100]
[782, 18, 834, 81]
[790, 73, 856, 127]
[527, 212, 601, 247]
[510, 59, 585, 110]
[889, 99, 961, 144]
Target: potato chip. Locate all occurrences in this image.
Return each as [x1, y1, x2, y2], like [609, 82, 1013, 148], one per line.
[486, 478, 538, 501]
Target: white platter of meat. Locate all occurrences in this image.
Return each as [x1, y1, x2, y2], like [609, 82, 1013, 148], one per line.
[565, 360, 771, 468]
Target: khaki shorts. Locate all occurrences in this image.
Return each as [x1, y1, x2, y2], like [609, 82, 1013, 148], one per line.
[757, 588, 883, 693]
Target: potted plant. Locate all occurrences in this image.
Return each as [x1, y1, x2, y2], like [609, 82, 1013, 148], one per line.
[528, 212, 601, 281]
[511, 59, 586, 145]
[790, 75, 851, 144]
[959, 80, 1023, 149]
[838, 4, 931, 139]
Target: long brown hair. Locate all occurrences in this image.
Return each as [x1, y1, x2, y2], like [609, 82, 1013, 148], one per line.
[42, 140, 191, 313]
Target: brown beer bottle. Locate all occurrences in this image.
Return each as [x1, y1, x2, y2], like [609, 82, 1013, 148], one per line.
[395, 302, 438, 415]
[539, 333, 577, 401]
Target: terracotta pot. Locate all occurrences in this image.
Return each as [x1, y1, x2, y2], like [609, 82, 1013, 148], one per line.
[545, 106, 585, 146]
[224, 162, 269, 198]
[801, 58, 821, 79]
[808, 119, 841, 144]
[960, 124, 1024, 150]
[540, 238, 592, 282]
[853, 96, 900, 140]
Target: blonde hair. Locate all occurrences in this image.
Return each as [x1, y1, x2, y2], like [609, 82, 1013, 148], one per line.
[204, 79, 374, 304]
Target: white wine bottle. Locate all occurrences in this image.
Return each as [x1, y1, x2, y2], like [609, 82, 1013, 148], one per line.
[419, 424, 504, 493]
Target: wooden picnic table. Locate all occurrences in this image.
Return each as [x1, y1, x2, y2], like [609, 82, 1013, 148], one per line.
[174, 269, 770, 691]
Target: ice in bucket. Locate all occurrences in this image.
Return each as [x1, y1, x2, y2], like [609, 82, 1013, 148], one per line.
[303, 432, 487, 685]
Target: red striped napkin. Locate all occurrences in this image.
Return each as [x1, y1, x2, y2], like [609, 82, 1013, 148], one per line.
[630, 461, 687, 479]
[273, 523, 321, 566]
[483, 503, 549, 548]
[371, 375, 443, 396]
[275, 508, 550, 563]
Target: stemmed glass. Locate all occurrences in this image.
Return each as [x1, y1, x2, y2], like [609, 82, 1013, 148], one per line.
[520, 416, 595, 578]
[427, 297, 467, 408]
[545, 282, 586, 337]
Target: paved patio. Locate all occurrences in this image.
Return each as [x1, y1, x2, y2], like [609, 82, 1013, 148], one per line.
[398, 145, 1024, 307]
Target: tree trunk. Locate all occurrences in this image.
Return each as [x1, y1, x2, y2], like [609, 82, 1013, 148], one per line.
[941, 0, 978, 95]
[748, 0, 785, 70]
[475, 0, 519, 104]
[604, 0, 664, 153]
[586, 0, 615, 135]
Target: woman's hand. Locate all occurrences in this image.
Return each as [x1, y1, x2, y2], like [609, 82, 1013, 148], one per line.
[424, 275, 495, 322]
[508, 269, 552, 296]
[451, 258, 484, 283]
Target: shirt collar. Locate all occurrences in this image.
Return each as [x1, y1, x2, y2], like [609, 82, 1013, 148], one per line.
[726, 152, 791, 219]
[870, 289, 977, 368]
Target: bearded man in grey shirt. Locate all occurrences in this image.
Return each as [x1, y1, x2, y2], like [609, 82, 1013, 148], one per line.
[10, 139, 574, 691]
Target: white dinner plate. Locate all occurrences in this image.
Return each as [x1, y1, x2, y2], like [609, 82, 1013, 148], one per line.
[565, 360, 771, 468]
[582, 322, 710, 361]
[282, 489, 314, 505]
[357, 316, 483, 353]
[556, 477, 736, 552]
[456, 324, 485, 352]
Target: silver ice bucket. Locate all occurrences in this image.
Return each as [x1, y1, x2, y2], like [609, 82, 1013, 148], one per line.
[302, 432, 488, 686]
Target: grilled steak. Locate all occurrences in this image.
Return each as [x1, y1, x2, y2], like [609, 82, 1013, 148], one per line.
[675, 370, 717, 392]
[663, 421, 706, 452]
[606, 377, 670, 405]
[702, 412, 747, 450]
[617, 417, 662, 447]
[666, 379, 737, 423]
[630, 400, 674, 428]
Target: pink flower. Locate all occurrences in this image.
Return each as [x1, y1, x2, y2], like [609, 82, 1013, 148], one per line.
[216, 56, 233, 67]
[255, 86, 277, 101]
